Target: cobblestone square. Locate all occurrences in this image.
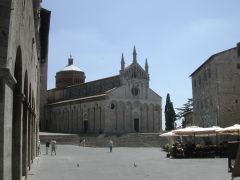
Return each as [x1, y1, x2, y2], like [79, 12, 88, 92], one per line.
[28, 145, 236, 180]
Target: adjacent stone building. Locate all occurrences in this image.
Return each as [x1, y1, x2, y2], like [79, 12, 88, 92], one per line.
[190, 43, 240, 128]
[182, 111, 194, 128]
[0, 0, 50, 179]
[43, 47, 162, 133]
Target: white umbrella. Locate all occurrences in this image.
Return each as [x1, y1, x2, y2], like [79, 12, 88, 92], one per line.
[159, 131, 183, 145]
[172, 126, 222, 136]
[172, 126, 223, 144]
[193, 126, 223, 135]
[216, 124, 240, 136]
[159, 131, 177, 136]
[172, 126, 201, 136]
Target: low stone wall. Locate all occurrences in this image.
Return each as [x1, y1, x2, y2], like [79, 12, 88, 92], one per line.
[39, 133, 170, 147]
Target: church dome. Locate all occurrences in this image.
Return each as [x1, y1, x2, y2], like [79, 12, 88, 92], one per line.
[59, 64, 84, 72]
[58, 56, 84, 72]
[55, 56, 86, 89]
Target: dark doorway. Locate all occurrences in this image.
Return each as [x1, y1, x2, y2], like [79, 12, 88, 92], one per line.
[84, 121, 88, 133]
[134, 119, 139, 132]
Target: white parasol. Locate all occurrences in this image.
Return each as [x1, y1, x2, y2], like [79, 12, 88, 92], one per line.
[216, 124, 240, 136]
[172, 126, 223, 144]
[159, 131, 177, 136]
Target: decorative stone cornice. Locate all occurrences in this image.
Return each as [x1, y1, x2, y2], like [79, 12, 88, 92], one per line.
[0, 68, 17, 87]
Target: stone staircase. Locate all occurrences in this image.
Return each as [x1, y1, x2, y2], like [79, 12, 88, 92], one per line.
[39, 132, 170, 147]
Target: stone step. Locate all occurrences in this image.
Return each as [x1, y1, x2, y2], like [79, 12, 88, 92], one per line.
[39, 133, 169, 148]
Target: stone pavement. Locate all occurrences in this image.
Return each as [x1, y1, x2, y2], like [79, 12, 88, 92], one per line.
[27, 145, 236, 180]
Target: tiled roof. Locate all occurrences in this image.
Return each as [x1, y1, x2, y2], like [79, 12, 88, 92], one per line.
[46, 94, 106, 106]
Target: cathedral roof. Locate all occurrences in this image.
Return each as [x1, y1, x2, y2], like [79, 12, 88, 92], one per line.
[46, 94, 106, 106]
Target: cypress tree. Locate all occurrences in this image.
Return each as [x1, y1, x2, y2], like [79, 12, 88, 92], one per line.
[165, 93, 177, 131]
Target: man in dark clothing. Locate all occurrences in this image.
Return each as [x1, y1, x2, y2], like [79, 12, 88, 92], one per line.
[46, 139, 50, 155]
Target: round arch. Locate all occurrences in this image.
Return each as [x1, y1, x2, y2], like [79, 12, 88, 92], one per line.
[22, 70, 28, 177]
[12, 46, 24, 179]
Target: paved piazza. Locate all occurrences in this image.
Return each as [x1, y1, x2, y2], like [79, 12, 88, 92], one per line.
[28, 145, 236, 180]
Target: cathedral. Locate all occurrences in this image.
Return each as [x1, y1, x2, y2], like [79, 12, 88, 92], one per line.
[43, 47, 162, 133]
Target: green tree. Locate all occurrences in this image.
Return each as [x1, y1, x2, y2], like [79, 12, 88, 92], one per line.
[176, 98, 193, 119]
[165, 93, 177, 131]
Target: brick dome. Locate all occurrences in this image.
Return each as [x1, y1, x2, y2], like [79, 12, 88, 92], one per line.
[55, 56, 86, 89]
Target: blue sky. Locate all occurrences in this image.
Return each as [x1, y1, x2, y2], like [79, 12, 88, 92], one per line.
[41, 0, 240, 129]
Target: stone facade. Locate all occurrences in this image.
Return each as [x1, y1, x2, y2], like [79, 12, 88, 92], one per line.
[44, 47, 162, 133]
[0, 0, 50, 179]
[190, 43, 240, 128]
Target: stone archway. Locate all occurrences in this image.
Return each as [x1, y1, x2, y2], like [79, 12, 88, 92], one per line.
[12, 46, 24, 179]
[22, 70, 28, 178]
[28, 86, 32, 170]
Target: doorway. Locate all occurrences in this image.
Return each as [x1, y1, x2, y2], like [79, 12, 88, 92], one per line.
[134, 118, 139, 132]
[84, 121, 88, 133]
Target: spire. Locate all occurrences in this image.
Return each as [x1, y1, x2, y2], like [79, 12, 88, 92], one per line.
[121, 53, 125, 70]
[68, 55, 73, 65]
[133, 45, 137, 63]
[145, 58, 149, 74]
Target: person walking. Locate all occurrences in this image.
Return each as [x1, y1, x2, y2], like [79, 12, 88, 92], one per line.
[83, 139, 85, 147]
[45, 139, 50, 155]
[38, 139, 41, 156]
[50, 139, 57, 156]
[109, 140, 113, 152]
[79, 138, 82, 147]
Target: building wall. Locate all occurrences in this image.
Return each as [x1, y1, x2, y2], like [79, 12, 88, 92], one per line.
[217, 48, 240, 127]
[183, 111, 194, 127]
[191, 47, 240, 128]
[45, 98, 162, 133]
[0, 1, 13, 179]
[192, 56, 218, 127]
[0, 0, 49, 179]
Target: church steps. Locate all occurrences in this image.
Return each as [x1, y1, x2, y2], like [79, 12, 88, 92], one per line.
[39, 133, 169, 147]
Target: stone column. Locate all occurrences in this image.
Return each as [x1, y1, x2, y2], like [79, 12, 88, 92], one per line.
[31, 108, 35, 163]
[100, 106, 105, 133]
[95, 106, 100, 133]
[0, 68, 17, 180]
[12, 93, 25, 180]
[22, 101, 30, 178]
[32, 111, 36, 159]
[28, 106, 32, 170]
[77, 108, 82, 133]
